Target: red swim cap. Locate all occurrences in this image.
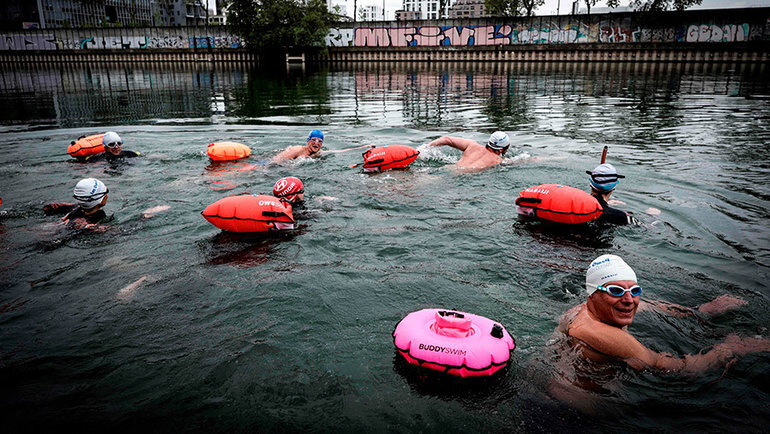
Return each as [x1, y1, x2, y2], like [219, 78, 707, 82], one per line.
[273, 177, 304, 203]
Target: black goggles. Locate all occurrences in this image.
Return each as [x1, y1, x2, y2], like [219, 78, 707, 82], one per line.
[74, 188, 109, 202]
[586, 171, 625, 182]
[275, 188, 304, 198]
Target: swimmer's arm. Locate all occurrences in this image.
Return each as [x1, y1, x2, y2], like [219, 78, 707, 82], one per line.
[272, 146, 300, 161]
[428, 136, 475, 151]
[323, 144, 376, 154]
[640, 295, 747, 318]
[43, 203, 76, 215]
[573, 321, 770, 373]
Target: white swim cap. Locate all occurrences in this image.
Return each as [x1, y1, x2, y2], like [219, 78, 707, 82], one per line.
[586, 163, 625, 192]
[73, 178, 108, 209]
[103, 131, 122, 146]
[585, 254, 637, 295]
[487, 131, 510, 151]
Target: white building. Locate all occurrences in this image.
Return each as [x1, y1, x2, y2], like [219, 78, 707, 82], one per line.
[401, 0, 449, 20]
[360, 5, 383, 21]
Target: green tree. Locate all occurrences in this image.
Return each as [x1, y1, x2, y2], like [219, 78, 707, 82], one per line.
[485, 0, 523, 17]
[522, 0, 544, 16]
[226, 0, 335, 49]
[485, 0, 543, 17]
[623, 0, 703, 12]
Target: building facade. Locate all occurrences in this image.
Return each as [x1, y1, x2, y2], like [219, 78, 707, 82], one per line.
[38, 0, 153, 28]
[448, 0, 487, 18]
[401, 0, 449, 20]
[153, 0, 207, 27]
[360, 5, 383, 21]
[395, 10, 420, 21]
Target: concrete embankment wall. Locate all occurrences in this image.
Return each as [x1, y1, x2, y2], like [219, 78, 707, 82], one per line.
[323, 8, 770, 63]
[1, 8, 769, 63]
[0, 25, 254, 63]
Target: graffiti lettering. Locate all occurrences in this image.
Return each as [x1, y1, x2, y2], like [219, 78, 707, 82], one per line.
[325, 28, 353, 47]
[687, 24, 748, 42]
[328, 21, 753, 47]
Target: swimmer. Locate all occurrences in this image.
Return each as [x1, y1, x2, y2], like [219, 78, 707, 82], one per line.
[272, 129, 325, 161]
[43, 178, 111, 228]
[556, 254, 770, 373]
[586, 163, 639, 225]
[273, 177, 304, 205]
[84, 132, 141, 162]
[428, 131, 510, 170]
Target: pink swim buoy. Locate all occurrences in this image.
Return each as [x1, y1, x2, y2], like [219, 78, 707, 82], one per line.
[393, 309, 515, 377]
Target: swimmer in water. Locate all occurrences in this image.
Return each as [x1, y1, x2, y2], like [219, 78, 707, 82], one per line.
[43, 178, 111, 228]
[273, 176, 304, 206]
[273, 129, 325, 161]
[428, 131, 510, 170]
[84, 132, 141, 163]
[555, 254, 770, 374]
[586, 163, 639, 225]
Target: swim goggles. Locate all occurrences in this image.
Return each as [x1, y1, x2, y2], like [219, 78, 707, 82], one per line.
[73, 188, 109, 203]
[594, 284, 642, 297]
[105, 141, 123, 149]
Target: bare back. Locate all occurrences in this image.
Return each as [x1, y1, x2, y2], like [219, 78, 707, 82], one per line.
[429, 136, 502, 170]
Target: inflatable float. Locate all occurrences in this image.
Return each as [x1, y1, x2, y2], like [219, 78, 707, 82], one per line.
[201, 194, 294, 233]
[515, 184, 603, 224]
[207, 142, 252, 161]
[67, 134, 105, 159]
[362, 145, 419, 173]
[393, 309, 515, 377]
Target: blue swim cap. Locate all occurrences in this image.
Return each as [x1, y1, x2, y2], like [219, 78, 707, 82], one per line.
[308, 129, 324, 142]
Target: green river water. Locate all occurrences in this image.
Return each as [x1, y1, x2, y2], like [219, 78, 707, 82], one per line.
[0, 61, 769, 431]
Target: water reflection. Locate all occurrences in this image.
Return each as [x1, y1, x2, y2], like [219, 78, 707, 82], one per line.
[1, 61, 767, 131]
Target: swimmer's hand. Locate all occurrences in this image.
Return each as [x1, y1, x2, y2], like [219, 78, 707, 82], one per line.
[721, 334, 770, 356]
[607, 199, 626, 206]
[315, 196, 339, 202]
[645, 207, 662, 216]
[143, 205, 171, 218]
[697, 295, 748, 317]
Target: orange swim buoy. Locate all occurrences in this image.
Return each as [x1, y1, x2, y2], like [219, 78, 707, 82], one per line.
[201, 194, 294, 233]
[515, 184, 603, 224]
[207, 142, 252, 161]
[67, 134, 105, 159]
[362, 145, 419, 172]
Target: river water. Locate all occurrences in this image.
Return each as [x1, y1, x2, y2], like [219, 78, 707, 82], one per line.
[1, 61, 769, 431]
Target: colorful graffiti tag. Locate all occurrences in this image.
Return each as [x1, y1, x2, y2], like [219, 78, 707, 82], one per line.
[326, 22, 755, 47]
[1, 33, 243, 51]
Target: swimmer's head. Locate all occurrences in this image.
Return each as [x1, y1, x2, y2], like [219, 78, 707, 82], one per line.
[273, 176, 304, 204]
[73, 178, 108, 209]
[307, 129, 324, 154]
[585, 254, 638, 296]
[587, 163, 625, 192]
[103, 131, 123, 155]
[486, 131, 510, 155]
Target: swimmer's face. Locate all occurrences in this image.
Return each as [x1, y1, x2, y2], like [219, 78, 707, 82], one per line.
[307, 137, 323, 154]
[105, 141, 122, 156]
[589, 279, 639, 328]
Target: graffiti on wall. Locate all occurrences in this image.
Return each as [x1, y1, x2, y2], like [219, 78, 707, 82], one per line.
[0, 33, 243, 50]
[1, 34, 57, 50]
[327, 22, 754, 47]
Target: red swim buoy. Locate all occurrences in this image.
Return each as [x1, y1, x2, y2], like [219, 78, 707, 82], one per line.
[362, 145, 419, 172]
[67, 134, 105, 159]
[515, 184, 603, 224]
[201, 194, 294, 233]
[207, 142, 252, 161]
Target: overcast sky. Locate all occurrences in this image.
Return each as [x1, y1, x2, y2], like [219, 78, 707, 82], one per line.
[332, 0, 770, 21]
